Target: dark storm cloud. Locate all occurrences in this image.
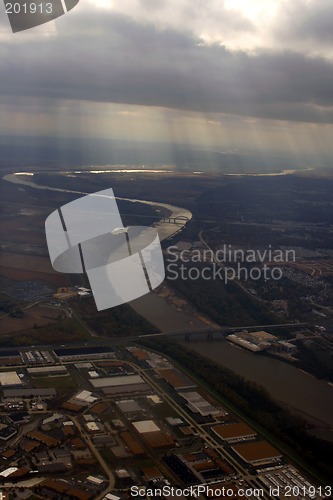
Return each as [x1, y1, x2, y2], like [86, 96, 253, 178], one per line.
[1, 11, 333, 123]
[276, 0, 333, 44]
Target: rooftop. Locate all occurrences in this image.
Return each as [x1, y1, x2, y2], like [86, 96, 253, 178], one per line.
[90, 374, 144, 388]
[157, 368, 196, 390]
[232, 441, 282, 463]
[0, 371, 22, 386]
[212, 423, 256, 440]
[133, 420, 160, 433]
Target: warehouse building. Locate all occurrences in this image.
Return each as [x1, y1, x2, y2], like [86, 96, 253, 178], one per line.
[232, 441, 282, 466]
[53, 346, 115, 361]
[116, 399, 142, 413]
[157, 368, 196, 390]
[101, 383, 151, 396]
[132, 420, 175, 449]
[27, 365, 68, 376]
[2, 388, 56, 400]
[212, 423, 257, 443]
[179, 391, 222, 416]
[0, 371, 23, 387]
[90, 375, 144, 388]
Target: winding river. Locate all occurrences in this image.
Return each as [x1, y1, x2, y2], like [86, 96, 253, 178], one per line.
[3, 169, 333, 442]
[3, 171, 192, 241]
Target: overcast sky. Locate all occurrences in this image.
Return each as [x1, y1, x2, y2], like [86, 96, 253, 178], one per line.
[1, 0, 333, 161]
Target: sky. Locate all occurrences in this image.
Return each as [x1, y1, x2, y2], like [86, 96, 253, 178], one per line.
[0, 0, 333, 163]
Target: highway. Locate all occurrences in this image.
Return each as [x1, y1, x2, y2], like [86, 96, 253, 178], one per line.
[0, 319, 312, 358]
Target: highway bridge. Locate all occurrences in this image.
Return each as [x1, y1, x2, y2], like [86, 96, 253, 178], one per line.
[0, 323, 310, 356]
[139, 322, 310, 340]
[121, 212, 191, 224]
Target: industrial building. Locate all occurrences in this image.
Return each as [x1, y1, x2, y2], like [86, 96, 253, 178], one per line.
[0, 371, 23, 386]
[212, 423, 257, 443]
[157, 368, 196, 390]
[21, 350, 54, 365]
[147, 395, 162, 405]
[133, 420, 160, 433]
[271, 341, 297, 355]
[179, 391, 222, 416]
[232, 441, 282, 466]
[116, 399, 142, 413]
[90, 374, 144, 388]
[90, 402, 108, 414]
[227, 330, 278, 352]
[120, 431, 145, 456]
[141, 431, 175, 449]
[53, 346, 115, 361]
[227, 334, 265, 352]
[75, 390, 98, 404]
[27, 365, 68, 375]
[2, 388, 56, 400]
[132, 420, 175, 449]
[101, 383, 150, 396]
[127, 347, 150, 361]
[0, 426, 17, 441]
[86, 422, 102, 433]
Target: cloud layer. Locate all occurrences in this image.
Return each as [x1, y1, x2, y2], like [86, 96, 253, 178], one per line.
[0, 0, 332, 159]
[1, 6, 333, 124]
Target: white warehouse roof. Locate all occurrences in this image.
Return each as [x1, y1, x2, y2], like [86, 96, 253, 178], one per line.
[0, 371, 22, 386]
[133, 420, 160, 434]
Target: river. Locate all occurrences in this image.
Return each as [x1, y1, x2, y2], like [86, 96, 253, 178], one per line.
[3, 171, 192, 241]
[180, 337, 333, 441]
[4, 169, 333, 442]
[4, 170, 209, 333]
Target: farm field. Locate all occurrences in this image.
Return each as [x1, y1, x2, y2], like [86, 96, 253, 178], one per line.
[0, 304, 62, 335]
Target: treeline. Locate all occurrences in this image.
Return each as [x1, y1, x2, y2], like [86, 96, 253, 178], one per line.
[138, 337, 333, 481]
[0, 318, 86, 347]
[295, 340, 333, 380]
[73, 298, 158, 337]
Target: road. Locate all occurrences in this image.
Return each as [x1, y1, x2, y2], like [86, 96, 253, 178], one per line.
[70, 416, 115, 499]
[0, 317, 312, 361]
[120, 358, 273, 498]
[0, 299, 44, 320]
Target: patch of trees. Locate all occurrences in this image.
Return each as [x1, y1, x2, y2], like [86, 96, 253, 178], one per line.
[0, 319, 85, 347]
[167, 262, 279, 326]
[294, 340, 333, 380]
[73, 298, 158, 337]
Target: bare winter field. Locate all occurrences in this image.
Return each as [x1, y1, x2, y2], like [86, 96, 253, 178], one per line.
[0, 304, 61, 334]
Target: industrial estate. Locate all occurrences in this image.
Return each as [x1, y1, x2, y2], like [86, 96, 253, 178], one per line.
[0, 343, 327, 499]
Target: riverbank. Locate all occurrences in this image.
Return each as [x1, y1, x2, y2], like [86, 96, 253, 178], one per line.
[180, 337, 333, 442]
[4, 169, 333, 442]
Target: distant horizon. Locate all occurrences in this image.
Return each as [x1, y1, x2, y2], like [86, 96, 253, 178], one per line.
[0, 135, 331, 174]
